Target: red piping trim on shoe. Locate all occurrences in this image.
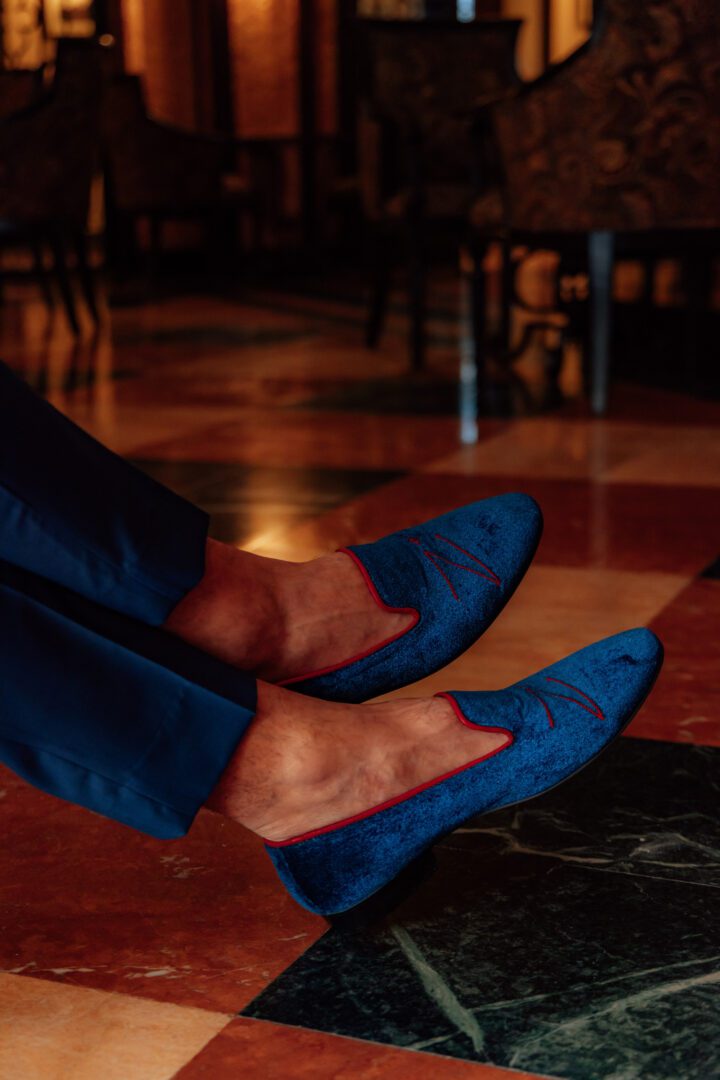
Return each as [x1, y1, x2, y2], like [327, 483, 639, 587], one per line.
[265, 692, 513, 848]
[278, 547, 420, 687]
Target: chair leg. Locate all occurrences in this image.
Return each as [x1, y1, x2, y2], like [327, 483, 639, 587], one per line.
[469, 236, 486, 385]
[407, 220, 427, 372]
[123, 212, 140, 276]
[148, 215, 163, 286]
[682, 251, 713, 396]
[365, 229, 391, 349]
[498, 237, 513, 357]
[588, 230, 615, 416]
[73, 230, 100, 325]
[249, 198, 263, 254]
[48, 228, 80, 336]
[204, 209, 226, 278]
[30, 239, 55, 313]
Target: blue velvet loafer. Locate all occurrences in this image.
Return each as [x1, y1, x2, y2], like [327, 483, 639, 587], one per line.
[266, 628, 663, 916]
[280, 493, 543, 703]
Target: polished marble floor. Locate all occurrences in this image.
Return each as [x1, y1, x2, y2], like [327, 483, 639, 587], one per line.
[0, 280, 719, 1079]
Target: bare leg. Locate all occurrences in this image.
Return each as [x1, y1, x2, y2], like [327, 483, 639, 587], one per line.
[204, 682, 507, 842]
[164, 539, 413, 684]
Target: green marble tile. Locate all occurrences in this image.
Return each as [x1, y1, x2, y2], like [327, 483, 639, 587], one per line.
[245, 738, 720, 1080]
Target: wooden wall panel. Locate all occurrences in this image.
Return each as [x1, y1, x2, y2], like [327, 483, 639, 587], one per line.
[120, 0, 145, 73]
[139, 0, 196, 125]
[121, 0, 339, 138]
[120, 0, 197, 125]
[226, 0, 299, 138]
[315, 0, 338, 135]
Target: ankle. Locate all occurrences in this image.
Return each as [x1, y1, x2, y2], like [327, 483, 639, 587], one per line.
[164, 540, 288, 673]
[255, 551, 412, 683]
[205, 693, 442, 842]
[204, 689, 506, 844]
[205, 682, 347, 839]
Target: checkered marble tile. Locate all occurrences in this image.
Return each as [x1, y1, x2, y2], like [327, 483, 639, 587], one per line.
[1, 285, 718, 1080]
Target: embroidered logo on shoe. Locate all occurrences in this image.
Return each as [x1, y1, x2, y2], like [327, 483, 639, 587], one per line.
[407, 533, 501, 600]
[524, 677, 605, 729]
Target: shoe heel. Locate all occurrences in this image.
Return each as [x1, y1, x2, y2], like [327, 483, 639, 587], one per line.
[327, 849, 436, 932]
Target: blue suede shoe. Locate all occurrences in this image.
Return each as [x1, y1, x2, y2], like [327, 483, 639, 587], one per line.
[280, 493, 543, 703]
[266, 629, 663, 917]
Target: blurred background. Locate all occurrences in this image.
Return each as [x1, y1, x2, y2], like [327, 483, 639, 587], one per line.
[1, 0, 719, 424]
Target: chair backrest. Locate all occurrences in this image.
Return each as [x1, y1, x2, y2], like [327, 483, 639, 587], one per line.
[492, 0, 720, 231]
[358, 18, 521, 191]
[0, 69, 43, 120]
[101, 74, 226, 213]
[0, 40, 102, 226]
[101, 74, 153, 208]
[50, 40, 103, 221]
[101, 73, 148, 147]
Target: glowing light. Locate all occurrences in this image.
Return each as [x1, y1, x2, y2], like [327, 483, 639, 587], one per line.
[44, 0, 95, 38]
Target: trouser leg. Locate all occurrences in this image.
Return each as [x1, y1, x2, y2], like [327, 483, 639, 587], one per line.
[0, 362, 208, 624]
[0, 560, 256, 839]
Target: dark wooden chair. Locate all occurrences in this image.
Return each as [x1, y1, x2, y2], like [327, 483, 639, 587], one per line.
[0, 41, 102, 334]
[357, 17, 522, 370]
[0, 68, 44, 119]
[101, 75, 270, 275]
[471, 0, 720, 413]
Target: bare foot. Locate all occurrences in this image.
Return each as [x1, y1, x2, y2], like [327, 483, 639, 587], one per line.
[164, 539, 413, 683]
[204, 683, 509, 842]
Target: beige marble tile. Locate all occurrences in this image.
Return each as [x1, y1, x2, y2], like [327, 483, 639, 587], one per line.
[423, 420, 653, 480]
[377, 565, 688, 700]
[604, 425, 720, 487]
[423, 419, 720, 485]
[0, 973, 229, 1080]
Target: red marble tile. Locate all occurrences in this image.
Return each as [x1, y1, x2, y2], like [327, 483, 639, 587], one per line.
[135, 411, 463, 470]
[175, 1018, 539, 1080]
[0, 769, 324, 1012]
[251, 472, 720, 577]
[557, 379, 720, 427]
[628, 578, 720, 747]
[107, 374, 348, 410]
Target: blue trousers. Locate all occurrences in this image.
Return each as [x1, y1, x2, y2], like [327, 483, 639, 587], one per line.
[0, 363, 256, 839]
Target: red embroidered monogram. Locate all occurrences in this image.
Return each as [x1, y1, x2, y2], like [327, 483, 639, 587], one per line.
[544, 676, 605, 720]
[524, 686, 555, 728]
[524, 677, 604, 728]
[407, 533, 502, 600]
